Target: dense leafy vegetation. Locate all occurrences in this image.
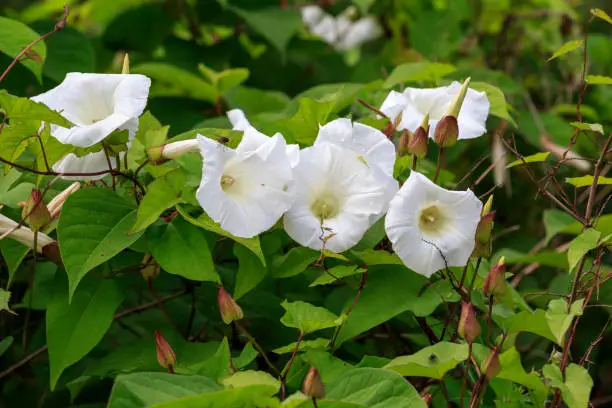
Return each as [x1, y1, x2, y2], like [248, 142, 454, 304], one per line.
[0, 1, 611, 407]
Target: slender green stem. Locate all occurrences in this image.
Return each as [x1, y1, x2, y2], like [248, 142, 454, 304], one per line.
[466, 258, 483, 299]
[22, 230, 38, 354]
[412, 154, 418, 171]
[235, 321, 280, 376]
[460, 342, 473, 408]
[433, 147, 445, 183]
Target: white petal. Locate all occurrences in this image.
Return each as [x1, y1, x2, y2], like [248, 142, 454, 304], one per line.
[301, 5, 325, 28]
[286, 144, 300, 168]
[236, 126, 275, 157]
[315, 119, 396, 178]
[385, 171, 483, 277]
[52, 151, 120, 181]
[336, 17, 381, 50]
[456, 87, 490, 140]
[112, 74, 151, 118]
[227, 109, 252, 131]
[49, 112, 132, 147]
[310, 14, 338, 44]
[379, 91, 409, 123]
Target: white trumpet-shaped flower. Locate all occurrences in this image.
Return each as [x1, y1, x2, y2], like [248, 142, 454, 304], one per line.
[31, 73, 151, 179]
[314, 118, 398, 221]
[301, 5, 382, 51]
[380, 82, 490, 141]
[385, 171, 483, 277]
[283, 142, 388, 253]
[196, 128, 294, 238]
[227, 109, 300, 168]
[0, 214, 55, 253]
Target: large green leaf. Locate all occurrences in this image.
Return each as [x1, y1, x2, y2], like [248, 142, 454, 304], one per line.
[46, 275, 124, 389]
[471, 82, 517, 127]
[384, 342, 469, 380]
[131, 170, 185, 234]
[0, 17, 47, 81]
[325, 368, 427, 408]
[234, 244, 267, 300]
[107, 372, 222, 408]
[0, 289, 15, 315]
[543, 364, 593, 408]
[36, 25, 95, 82]
[270, 247, 319, 278]
[233, 7, 301, 53]
[57, 189, 144, 299]
[383, 61, 456, 88]
[280, 300, 343, 334]
[279, 97, 337, 145]
[151, 386, 278, 408]
[543, 209, 575, 245]
[567, 228, 601, 272]
[496, 348, 547, 406]
[133, 63, 217, 102]
[177, 205, 265, 266]
[333, 265, 459, 345]
[147, 215, 218, 282]
[545, 299, 584, 346]
[0, 91, 72, 164]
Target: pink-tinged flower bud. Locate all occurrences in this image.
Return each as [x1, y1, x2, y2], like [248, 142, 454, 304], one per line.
[481, 347, 501, 380]
[458, 302, 481, 343]
[21, 189, 50, 230]
[47, 182, 80, 220]
[302, 366, 325, 399]
[398, 130, 411, 157]
[434, 78, 471, 148]
[218, 286, 243, 324]
[422, 394, 432, 406]
[42, 242, 63, 265]
[155, 330, 176, 369]
[433, 115, 459, 147]
[408, 114, 430, 158]
[483, 257, 507, 298]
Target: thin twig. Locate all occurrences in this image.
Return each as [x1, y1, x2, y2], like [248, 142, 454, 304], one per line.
[280, 332, 304, 400]
[0, 6, 69, 82]
[235, 321, 281, 376]
[330, 268, 369, 351]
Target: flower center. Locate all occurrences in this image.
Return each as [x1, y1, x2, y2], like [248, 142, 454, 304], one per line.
[311, 194, 341, 220]
[418, 205, 446, 235]
[220, 175, 236, 191]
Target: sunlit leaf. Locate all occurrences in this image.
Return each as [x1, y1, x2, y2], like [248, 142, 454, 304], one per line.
[385, 342, 469, 380]
[565, 175, 612, 188]
[567, 228, 601, 272]
[280, 300, 343, 334]
[507, 152, 550, 168]
[548, 40, 583, 61]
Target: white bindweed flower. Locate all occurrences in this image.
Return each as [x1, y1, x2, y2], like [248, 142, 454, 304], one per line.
[283, 142, 388, 253]
[31, 73, 151, 180]
[227, 109, 300, 168]
[196, 127, 294, 238]
[385, 171, 483, 277]
[314, 118, 398, 221]
[227, 109, 252, 131]
[380, 82, 490, 141]
[301, 5, 382, 51]
[0, 214, 55, 253]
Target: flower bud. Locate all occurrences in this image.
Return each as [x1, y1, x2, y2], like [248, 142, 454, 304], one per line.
[302, 366, 325, 399]
[408, 114, 430, 158]
[458, 302, 481, 343]
[218, 286, 243, 324]
[47, 182, 80, 220]
[474, 196, 495, 258]
[155, 330, 176, 369]
[433, 116, 459, 147]
[483, 257, 507, 298]
[398, 130, 411, 157]
[141, 254, 160, 281]
[422, 394, 432, 406]
[481, 347, 501, 380]
[434, 78, 471, 147]
[0, 214, 55, 253]
[147, 140, 200, 165]
[146, 145, 169, 165]
[121, 53, 130, 74]
[21, 189, 50, 230]
[42, 242, 63, 265]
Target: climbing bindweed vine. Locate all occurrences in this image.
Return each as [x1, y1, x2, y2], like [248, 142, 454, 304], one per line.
[0, 2, 611, 408]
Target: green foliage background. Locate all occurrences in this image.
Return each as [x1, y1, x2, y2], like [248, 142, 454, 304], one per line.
[0, 0, 611, 407]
